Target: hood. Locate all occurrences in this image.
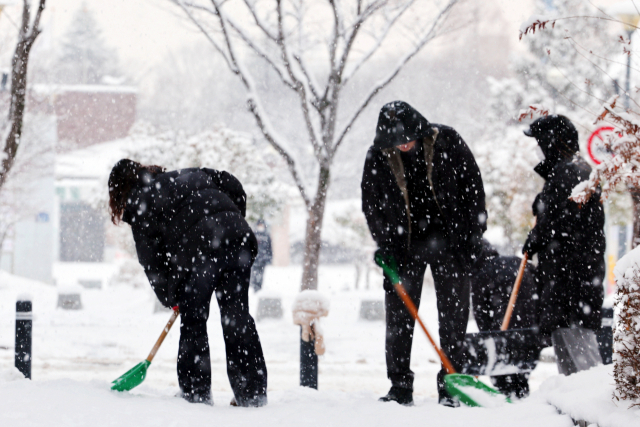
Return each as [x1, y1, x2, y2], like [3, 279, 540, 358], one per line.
[373, 101, 434, 150]
[523, 114, 579, 158]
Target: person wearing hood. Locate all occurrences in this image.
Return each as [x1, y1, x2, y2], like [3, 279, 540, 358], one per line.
[361, 101, 487, 406]
[522, 115, 605, 341]
[108, 159, 268, 407]
[471, 239, 537, 399]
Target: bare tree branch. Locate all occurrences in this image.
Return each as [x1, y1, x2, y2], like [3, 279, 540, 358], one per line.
[173, 0, 236, 72]
[274, 0, 323, 155]
[242, 0, 278, 41]
[187, 0, 312, 207]
[342, 0, 415, 86]
[0, 0, 47, 189]
[332, 0, 458, 157]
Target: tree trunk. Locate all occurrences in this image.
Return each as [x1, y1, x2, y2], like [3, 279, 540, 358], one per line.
[630, 187, 640, 249]
[301, 166, 330, 291]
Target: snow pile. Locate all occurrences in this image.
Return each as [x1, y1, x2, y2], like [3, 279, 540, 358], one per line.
[0, 367, 26, 382]
[456, 386, 509, 409]
[540, 364, 640, 427]
[613, 246, 640, 406]
[292, 290, 330, 355]
[0, 377, 581, 427]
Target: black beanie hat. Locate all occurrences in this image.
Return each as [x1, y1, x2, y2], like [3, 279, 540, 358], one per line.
[373, 101, 434, 150]
[523, 115, 579, 155]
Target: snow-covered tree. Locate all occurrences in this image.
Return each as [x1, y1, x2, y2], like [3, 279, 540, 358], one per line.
[0, 0, 46, 190]
[170, 0, 461, 291]
[122, 122, 291, 223]
[518, 0, 640, 407]
[475, 0, 617, 252]
[53, 2, 120, 85]
[612, 247, 640, 407]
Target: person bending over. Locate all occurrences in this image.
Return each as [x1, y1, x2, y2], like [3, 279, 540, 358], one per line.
[108, 159, 267, 407]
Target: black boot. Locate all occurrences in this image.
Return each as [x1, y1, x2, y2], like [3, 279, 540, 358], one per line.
[379, 386, 414, 406]
[437, 370, 460, 408]
[438, 390, 460, 408]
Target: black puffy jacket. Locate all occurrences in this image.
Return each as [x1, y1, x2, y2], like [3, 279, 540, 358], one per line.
[122, 168, 257, 307]
[526, 155, 605, 260]
[361, 124, 487, 269]
[525, 155, 605, 333]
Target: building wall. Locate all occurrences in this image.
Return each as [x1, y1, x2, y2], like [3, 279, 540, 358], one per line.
[52, 87, 137, 151]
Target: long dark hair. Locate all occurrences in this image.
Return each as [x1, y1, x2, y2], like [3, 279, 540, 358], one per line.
[108, 159, 164, 224]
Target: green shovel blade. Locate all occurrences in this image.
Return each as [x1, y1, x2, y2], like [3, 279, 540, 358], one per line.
[111, 360, 151, 392]
[445, 374, 511, 407]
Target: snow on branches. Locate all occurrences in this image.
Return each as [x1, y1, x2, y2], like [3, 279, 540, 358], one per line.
[519, 15, 556, 40]
[570, 96, 640, 205]
[517, 104, 550, 121]
[124, 122, 292, 223]
[613, 248, 640, 407]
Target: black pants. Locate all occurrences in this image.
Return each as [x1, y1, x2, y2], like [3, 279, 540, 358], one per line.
[537, 250, 604, 337]
[177, 259, 267, 406]
[384, 238, 469, 395]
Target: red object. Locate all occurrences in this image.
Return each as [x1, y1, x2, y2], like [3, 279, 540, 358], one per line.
[587, 126, 615, 165]
[172, 305, 179, 312]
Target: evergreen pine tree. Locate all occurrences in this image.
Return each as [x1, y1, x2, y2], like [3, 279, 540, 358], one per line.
[54, 2, 120, 84]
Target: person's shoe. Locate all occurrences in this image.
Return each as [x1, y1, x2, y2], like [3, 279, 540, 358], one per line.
[231, 394, 268, 407]
[438, 395, 460, 408]
[178, 391, 213, 406]
[379, 386, 414, 406]
[438, 390, 460, 408]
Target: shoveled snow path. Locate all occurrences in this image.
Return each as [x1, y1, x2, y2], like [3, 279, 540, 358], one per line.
[0, 375, 573, 427]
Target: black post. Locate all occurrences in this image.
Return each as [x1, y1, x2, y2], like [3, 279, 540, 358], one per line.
[15, 299, 32, 379]
[597, 307, 614, 365]
[300, 328, 318, 389]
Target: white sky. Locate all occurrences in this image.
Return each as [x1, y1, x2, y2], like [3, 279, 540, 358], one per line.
[0, 0, 620, 80]
[2, 0, 538, 72]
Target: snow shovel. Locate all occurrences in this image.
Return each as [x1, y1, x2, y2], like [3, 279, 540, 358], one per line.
[460, 253, 542, 376]
[552, 327, 602, 375]
[375, 254, 510, 407]
[111, 306, 179, 392]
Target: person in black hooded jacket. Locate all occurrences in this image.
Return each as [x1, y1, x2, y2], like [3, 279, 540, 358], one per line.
[361, 101, 486, 406]
[108, 159, 267, 407]
[522, 115, 605, 339]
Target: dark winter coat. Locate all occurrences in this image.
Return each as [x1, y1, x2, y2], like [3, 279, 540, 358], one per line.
[361, 124, 487, 269]
[526, 155, 605, 334]
[122, 168, 258, 307]
[471, 243, 537, 331]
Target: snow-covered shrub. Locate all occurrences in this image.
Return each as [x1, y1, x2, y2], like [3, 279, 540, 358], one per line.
[613, 248, 640, 407]
[123, 121, 292, 223]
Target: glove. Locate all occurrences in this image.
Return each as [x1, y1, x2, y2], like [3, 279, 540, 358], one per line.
[374, 247, 396, 266]
[522, 233, 541, 256]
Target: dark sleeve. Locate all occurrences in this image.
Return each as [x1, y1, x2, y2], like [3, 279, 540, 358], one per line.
[131, 226, 174, 307]
[361, 149, 397, 252]
[452, 130, 487, 259]
[201, 168, 247, 217]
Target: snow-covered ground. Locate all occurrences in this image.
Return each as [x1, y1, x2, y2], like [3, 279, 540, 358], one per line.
[0, 265, 633, 426]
